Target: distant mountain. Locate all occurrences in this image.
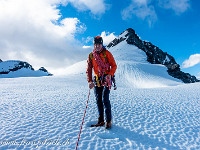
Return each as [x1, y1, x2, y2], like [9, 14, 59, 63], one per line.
[107, 28, 199, 83]
[0, 60, 52, 78]
[60, 28, 196, 88]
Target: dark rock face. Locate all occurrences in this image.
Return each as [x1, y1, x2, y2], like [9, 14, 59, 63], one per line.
[107, 28, 199, 83]
[39, 67, 53, 76]
[0, 59, 2, 62]
[0, 71, 9, 74]
[9, 61, 34, 72]
[39, 67, 48, 72]
[107, 37, 126, 48]
[0, 61, 52, 76]
[0, 61, 34, 74]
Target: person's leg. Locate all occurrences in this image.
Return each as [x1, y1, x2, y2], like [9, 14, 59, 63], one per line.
[102, 86, 111, 122]
[94, 86, 104, 123]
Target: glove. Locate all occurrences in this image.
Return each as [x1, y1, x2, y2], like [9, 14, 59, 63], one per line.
[88, 81, 95, 89]
[104, 75, 112, 90]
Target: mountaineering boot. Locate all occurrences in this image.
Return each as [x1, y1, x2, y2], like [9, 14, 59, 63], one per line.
[105, 121, 111, 129]
[91, 121, 105, 127]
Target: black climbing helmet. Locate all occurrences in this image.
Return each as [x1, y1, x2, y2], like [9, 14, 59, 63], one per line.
[93, 36, 103, 45]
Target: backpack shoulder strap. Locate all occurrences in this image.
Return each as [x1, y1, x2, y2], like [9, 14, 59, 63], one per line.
[89, 52, 93, 60]
[91, 48, 108, 63]
[103, 50, 107, 62]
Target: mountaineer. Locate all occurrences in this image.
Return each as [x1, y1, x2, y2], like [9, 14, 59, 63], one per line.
[86, 36, 117, 129]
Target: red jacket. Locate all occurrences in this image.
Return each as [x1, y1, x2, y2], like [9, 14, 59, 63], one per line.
[86, 49, 117, 82]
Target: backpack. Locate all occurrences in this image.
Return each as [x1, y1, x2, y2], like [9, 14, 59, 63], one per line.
[89, 50, 107, 62]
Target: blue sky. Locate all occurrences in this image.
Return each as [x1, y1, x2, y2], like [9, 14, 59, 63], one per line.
[0, 0, 199, 78]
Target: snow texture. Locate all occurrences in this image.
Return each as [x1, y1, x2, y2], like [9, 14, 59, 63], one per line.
[109, 41, 182, 88]
[0, 76, 200, 150]
[0, 41, 200, 150]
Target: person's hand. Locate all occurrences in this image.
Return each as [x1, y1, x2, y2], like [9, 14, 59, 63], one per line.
[105, 75, 112, 89]
[88, 81, 95, 89]
[106, 75, 111, 81]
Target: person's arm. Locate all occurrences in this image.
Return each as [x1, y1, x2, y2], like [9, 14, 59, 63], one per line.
[106, 51, 117, 76]
[86, 54, 93, 82]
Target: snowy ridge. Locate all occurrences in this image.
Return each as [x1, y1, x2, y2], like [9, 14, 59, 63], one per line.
[0, 60, 33, 72]
[108, 41, 182, 88]
[0, 60, 51, 78]
[58, 40, 182, 88]
[108, 28, 199, 83]
[54, 60, 87, 76]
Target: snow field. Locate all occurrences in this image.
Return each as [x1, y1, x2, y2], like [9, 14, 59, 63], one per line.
[0, 76, 200, 149]
[0, 39, 199, 150]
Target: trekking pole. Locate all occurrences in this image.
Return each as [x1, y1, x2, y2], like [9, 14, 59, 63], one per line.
[75, 89, 91, 150]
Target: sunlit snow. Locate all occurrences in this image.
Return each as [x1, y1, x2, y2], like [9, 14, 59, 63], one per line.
[0, 40, 200, 150]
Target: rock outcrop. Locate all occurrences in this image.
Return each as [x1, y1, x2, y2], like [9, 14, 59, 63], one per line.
[0, 60, 52, 77]
[107, 28, 199, 83]
[39, 67, 53, 76]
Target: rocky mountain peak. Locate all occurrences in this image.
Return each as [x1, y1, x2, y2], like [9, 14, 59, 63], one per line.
[107, 28, 199, 83]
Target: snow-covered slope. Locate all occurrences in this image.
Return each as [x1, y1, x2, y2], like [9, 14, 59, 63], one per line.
[54, 60, 87, 76]
[59, 40, 182, 88]
[0, 41, 199, 149]
[0, 60, 51, 78]
[0, 76, 199, 150]
[1, 29, 199, 150]
[108, 28, 199, 83]
[109, 41, 182, 88]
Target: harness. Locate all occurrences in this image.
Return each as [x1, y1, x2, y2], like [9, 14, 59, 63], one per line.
[90, 49, 117, 90]
[89, 50, 107, 63]
[90, 50, 109, 87]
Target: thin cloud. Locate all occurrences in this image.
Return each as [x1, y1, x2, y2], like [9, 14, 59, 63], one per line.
[121, 0, 157, 27]
[101, 31, 117, 46]
[182, 54, 200, 68]
[82, 32, 117, 49]
[82, 45, 91, 49]
[67, 0, 107, 15]
[121, 0, 190, 26]
[158, 0, 190, 14]
[84, 36, 94, 44]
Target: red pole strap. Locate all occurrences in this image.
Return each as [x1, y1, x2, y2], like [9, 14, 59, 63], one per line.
[75, 90, 91, 150]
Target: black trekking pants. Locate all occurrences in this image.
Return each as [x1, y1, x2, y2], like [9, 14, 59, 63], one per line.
[94, 86, 111, 122]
